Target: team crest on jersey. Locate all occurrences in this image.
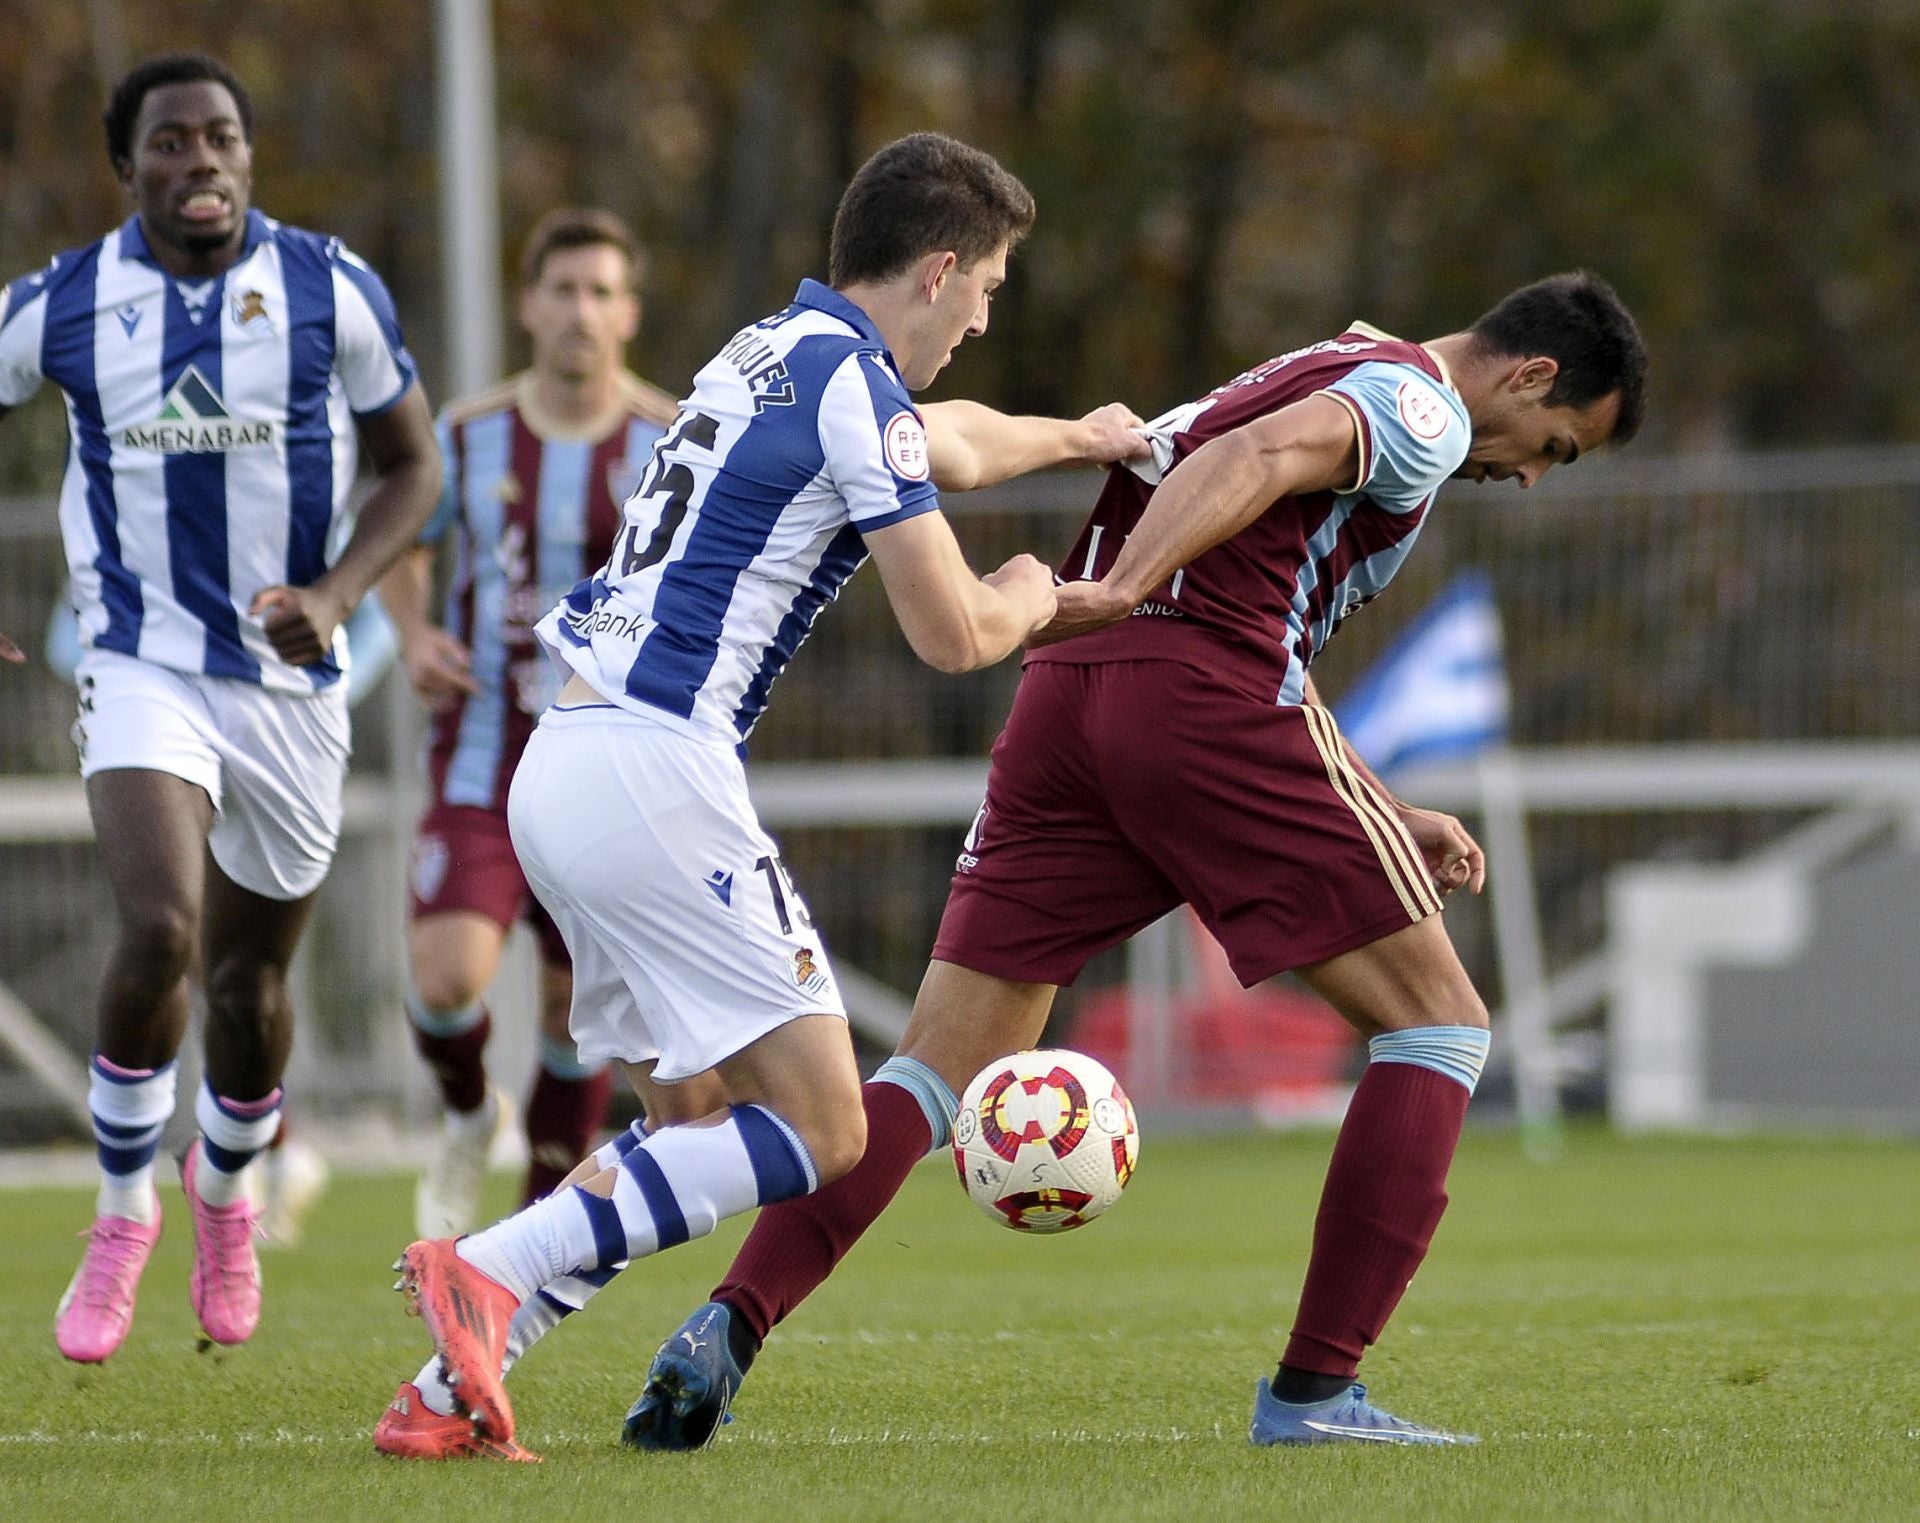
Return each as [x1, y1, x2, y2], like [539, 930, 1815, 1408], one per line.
[231, 288, 273, 335]
[883, 410, 930, 481]
[116, 365, 276, 454]
[790, 947, 829, 996]
[1396, 379, 1449, 441]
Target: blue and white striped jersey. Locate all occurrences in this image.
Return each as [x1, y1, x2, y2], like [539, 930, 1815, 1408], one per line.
[539, 279, 939, 745]
[0, 210, 417, 693]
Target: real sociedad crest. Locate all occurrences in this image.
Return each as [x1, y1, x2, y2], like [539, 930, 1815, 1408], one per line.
[231, 288, 273, 335]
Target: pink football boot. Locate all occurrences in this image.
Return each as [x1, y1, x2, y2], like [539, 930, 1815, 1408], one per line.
[183, 1139, 263, 1344]
[55, 1204, 163, 1362]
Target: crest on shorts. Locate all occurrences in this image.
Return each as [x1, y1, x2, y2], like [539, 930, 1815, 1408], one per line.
[411, 835, 449, 904]
[790, 947, 829, 996]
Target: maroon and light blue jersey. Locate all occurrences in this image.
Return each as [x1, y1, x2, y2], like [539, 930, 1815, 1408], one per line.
[427, 373, 676, 809]
[1031, 324, 1471, 705]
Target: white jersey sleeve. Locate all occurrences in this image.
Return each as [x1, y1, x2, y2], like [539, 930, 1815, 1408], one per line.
[815, 350, 939, 533]
[1324, 360, 1471, 513]
[0, 269, 51, 408]
[330, 244, 418, 416]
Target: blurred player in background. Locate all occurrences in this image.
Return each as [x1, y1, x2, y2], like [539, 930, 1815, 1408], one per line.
[599, 275, 1646, 1450]
[374, 131, 1148, 1460]
[0, 53, 439, 1362]
[40, 587, 398, 1245]
[378, 210, 681, 1236]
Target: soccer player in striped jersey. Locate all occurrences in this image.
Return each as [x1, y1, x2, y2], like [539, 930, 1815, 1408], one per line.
[375, 132, 1147, 1458]
[376, 209, 706, 1241]
[618, 274, 1648, 1450]
[0, 54, 439, 1363]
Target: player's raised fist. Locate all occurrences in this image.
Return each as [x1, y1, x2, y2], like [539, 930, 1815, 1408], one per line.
[251, 584, 349, 667]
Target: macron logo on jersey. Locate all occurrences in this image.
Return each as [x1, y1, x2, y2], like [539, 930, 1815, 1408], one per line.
[117, 365, 276, 454]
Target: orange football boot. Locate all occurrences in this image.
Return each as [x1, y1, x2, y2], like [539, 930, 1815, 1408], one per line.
[373, 1381, 541, 1462]
[393, 1239, 520, 1442]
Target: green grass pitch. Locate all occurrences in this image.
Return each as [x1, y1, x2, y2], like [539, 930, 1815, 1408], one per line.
[1, 1129, 1915, 1520]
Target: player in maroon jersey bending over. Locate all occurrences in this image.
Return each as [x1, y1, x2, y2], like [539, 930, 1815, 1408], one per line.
[495, 271, 1644, 1449]
[378, 210, 729, 1249]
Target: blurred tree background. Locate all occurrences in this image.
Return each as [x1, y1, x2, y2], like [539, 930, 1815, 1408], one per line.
[5, 0, 1920, 492]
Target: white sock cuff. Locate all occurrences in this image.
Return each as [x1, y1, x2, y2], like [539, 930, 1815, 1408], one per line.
[88, 1055, 179, 1129]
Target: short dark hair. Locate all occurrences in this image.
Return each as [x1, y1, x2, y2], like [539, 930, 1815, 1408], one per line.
[103, 53, 254, 166]
[829, 133, 1036, 287]
[519, 207, 644, 288]
[1470, 271, 1648, 446]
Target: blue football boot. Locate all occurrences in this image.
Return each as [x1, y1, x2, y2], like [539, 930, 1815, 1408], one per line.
[1249, 1378, 1479, 1446]
[622, 1301, 746, 1451]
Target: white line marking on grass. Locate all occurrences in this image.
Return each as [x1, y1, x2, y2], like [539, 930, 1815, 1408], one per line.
[0, 1423, 1233, 1449]
[729, 1425, 1229, 1446]
[0, 1429, 367, 1447]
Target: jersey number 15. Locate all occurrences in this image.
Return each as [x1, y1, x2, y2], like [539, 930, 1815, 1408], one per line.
[615, 410, 720, 578]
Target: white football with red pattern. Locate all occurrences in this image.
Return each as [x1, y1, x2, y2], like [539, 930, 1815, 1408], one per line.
[953, 1048, 1139, 1233]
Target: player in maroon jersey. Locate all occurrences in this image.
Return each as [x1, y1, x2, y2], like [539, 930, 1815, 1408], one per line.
[377, 210, 729, 1248]
[614, 271, 1647, 1449]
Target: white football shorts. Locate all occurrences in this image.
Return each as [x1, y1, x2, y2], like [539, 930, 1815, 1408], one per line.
[73, 648, 350, 901]
[507, 701, 847, 1081]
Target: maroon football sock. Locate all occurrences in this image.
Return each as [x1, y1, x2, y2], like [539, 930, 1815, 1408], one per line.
[714, 1078, 932, 1342]
[1282, 1061, 1472, 1379]
[408, 1007, 493, 1116]
[520, 1063, 614, 1204]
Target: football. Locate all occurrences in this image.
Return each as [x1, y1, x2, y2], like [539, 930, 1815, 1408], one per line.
[953, 1048, 1140, 1232]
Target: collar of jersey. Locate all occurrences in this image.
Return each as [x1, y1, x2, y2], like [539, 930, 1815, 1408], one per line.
[1346, 319, 1457, 394]
[792, 278, 886, 347]
[119, 208, 273, 269]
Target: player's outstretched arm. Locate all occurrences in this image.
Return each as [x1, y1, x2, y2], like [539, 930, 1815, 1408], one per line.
[1031, 393, 1360, 647]
[865, 511, 1056, 673]
[921, 400, 1148, 492]
[252, 384, 441, 666]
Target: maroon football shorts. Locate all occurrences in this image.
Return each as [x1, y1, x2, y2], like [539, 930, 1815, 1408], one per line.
[409, 802, 569, 966]
[933, 658, 1443, 988]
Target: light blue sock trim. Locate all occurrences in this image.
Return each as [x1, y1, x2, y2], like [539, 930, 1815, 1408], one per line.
[404, 989, 484, 1038]
[874, 1055, 959, 1153]
[537, 1034, 603, 1082]
[1367, 1026, 1491, 1096]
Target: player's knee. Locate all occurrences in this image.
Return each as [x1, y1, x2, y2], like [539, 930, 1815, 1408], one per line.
[1381, 980, 1490, 1033]
[798, 1105, 868, 1186]
[204, 952, 289, 1025]
[410, 964, 487, 1013]
[114, 903, 198, 988]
